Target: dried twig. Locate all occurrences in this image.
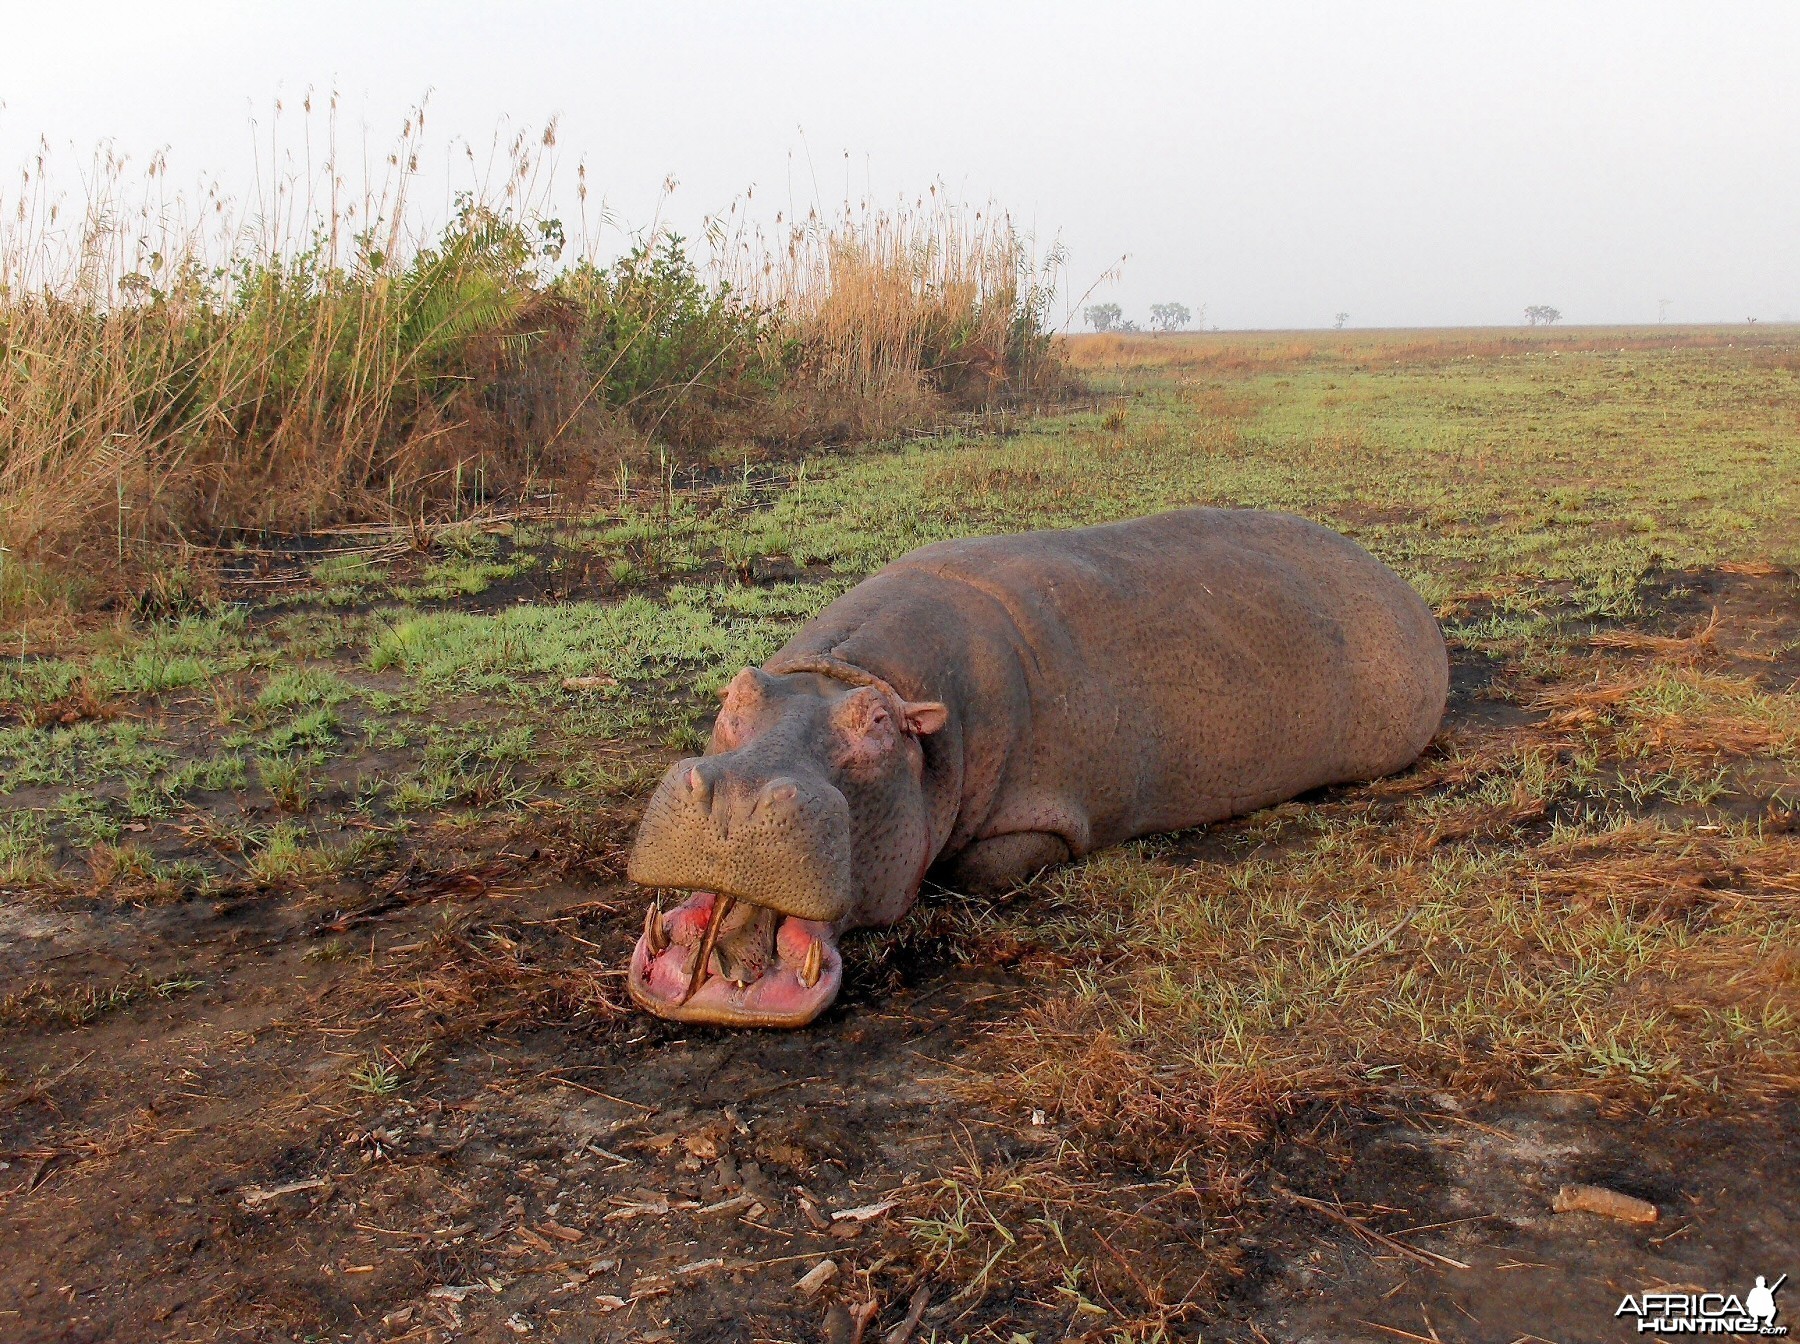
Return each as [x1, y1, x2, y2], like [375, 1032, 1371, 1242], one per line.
[1274, 1187, 1470, 1271]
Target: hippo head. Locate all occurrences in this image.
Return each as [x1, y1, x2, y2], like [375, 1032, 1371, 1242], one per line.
[626, 665, 948, 1028]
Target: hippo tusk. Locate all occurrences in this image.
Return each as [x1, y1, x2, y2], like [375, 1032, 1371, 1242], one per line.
[679, 893, 735, 1005]
[798, 934, 822, 990]
[643, 900, 668, 956]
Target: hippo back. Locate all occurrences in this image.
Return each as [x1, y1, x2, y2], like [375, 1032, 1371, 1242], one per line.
[768, 508, 1447, 860]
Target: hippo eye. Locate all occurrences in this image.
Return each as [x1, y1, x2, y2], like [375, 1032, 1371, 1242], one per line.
[832, 692, 898, 768]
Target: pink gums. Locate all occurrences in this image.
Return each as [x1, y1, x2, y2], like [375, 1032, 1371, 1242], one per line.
[628, 892, 842, 1028]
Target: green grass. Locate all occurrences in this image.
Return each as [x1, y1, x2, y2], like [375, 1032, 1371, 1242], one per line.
[400, 546, 535, 601]
[262, 707, 342, 754]
[697, 331, 1800, 607]
[48, 791, 122, 847]
[997, 809, 1797, 1115]
[0, 720, 172, 791]
[1, 325, 1795, 1344]
[346, 1045, 429, 1098]
[0, 969, 204, 1029]
[158, 751, 250, 798]
[262, 611, 379, 658]
[88, 842, 212, 900]
[0, 657, 88, 712]
[3, 329, 1800, 1137]
[256, 753, 320, 811]
[0, 811, 52, 885]
[366, 581, 844, 699]
[2, 609, 268, 721]
[243, 821, 366, 887]
[307, 552, 382, 604]
[256, 667, 354, 714]
[373, 721, 544, 813]
[92, 648, 211, 696]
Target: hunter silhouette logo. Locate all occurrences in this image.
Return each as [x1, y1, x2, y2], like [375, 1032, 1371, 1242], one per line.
[1616, 1275, 1787, 1335]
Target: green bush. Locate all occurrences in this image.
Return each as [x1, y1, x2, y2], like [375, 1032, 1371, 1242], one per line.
[559, 235, 782, 447]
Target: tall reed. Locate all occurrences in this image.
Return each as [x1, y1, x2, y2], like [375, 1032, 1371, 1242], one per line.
[0, 104, 1063, 596]
[722, 186, 1062, 399]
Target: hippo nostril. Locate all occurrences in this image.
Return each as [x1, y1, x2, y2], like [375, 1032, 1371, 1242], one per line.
[685, 766, 711, 806]
[752, 777, 795, 809]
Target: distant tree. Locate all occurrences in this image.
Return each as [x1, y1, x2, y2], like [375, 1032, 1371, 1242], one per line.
[1084, 302, 1123, 333]
[1118, 318, 1142, 333]
[1524, 305, 1562, 326]
[1333, 311, 1350, 330]
[1149, 302, 1192, 332]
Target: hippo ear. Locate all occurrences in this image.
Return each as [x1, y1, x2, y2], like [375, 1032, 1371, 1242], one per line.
[714, 668, 773, 750]
[832, 687, 899, 768]
[717, 666, 772, 707]
[900, 700, 948, 736]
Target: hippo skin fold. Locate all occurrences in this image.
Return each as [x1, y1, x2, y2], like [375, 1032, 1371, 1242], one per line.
[627, 507, 1449, 1027]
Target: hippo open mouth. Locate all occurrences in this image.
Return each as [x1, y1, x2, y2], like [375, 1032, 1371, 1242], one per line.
[628, 890, 843, 1028]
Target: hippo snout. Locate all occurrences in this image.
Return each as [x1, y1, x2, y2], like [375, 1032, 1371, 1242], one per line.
[627, 756, 855, 924]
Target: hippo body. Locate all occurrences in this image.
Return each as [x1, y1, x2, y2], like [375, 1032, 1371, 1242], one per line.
[628, 508, 1448, 1027]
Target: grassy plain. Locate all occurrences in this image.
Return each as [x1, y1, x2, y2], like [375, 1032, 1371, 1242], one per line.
[1, 325, 1797, 1342]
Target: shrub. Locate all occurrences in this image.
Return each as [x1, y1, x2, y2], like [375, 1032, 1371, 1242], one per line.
[558, 235, 782, 448]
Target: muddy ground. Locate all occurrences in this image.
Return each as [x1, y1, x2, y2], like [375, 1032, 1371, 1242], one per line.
[3, 565, 1797, 1344]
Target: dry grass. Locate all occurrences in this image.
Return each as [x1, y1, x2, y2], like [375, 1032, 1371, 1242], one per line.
[890, 597, 1800, 1329]
[0, 968, 204, 1032]
[379, 918, 627, 1038]
[902, 1134, 1240, 1333]
[988, 822, 1796, 1162]
[1064, 331, 1323, 374]
[2, 321, 1796, 1340]
[1, 113, 592, 570]
[1061, 324, 1786, 375]
[0, 108, 1064, 603]
[731, 193, 1061, 405]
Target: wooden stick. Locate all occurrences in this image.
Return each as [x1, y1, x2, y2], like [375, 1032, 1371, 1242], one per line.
[1275, 1187, 1470, 1270]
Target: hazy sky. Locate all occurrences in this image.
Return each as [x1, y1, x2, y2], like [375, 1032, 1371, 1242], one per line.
[3, 2, 1797, 329]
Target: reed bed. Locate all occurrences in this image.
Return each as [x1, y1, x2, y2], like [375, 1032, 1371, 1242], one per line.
[724, 188, 1061, 406]
[0, 107, 1062, 604]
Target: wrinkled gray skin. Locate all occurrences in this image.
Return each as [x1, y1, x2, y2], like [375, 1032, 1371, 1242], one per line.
[627, 508, 1449, 1027]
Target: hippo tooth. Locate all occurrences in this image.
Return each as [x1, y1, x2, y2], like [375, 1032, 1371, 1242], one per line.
[643, 902, 668, 955]
[798, 936, 822, 989]
[679, 893, 735, 1005]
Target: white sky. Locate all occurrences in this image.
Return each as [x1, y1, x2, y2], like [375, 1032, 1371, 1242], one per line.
[3, 1, 1797, 329]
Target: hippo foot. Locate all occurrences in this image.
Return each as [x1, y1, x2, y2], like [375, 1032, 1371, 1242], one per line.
[629, 891, 843, 1028]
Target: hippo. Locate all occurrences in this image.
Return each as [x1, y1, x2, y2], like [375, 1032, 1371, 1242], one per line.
[627, 507, 1448, 1028]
